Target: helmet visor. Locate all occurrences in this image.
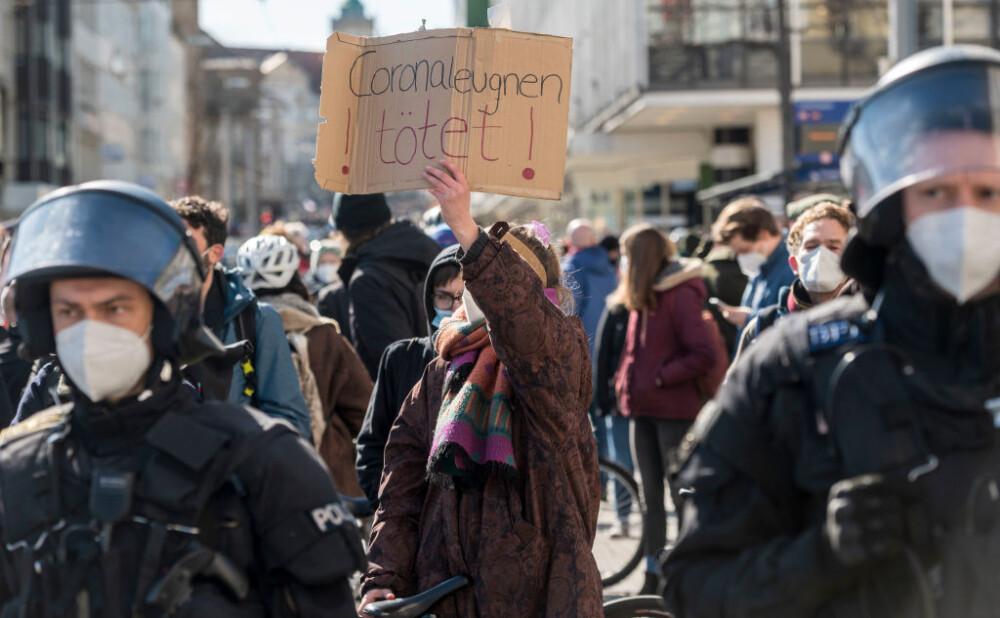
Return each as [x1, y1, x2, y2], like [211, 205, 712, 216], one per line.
[7, 192, 202, 318]
[841, 63, 1000, 218]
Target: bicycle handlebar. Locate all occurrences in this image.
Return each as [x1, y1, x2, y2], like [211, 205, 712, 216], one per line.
[363, 576, 471, 618]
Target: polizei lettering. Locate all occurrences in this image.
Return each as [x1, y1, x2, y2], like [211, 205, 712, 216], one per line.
[311, 502, 352, 533]
[349, 49, 564, 115]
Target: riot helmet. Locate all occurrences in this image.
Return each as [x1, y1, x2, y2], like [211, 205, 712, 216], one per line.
[6, 181, 211, 362]
[839, 45, 1000, 244]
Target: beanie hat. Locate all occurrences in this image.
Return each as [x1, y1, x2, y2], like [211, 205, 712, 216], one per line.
[331, 193, 392, 233]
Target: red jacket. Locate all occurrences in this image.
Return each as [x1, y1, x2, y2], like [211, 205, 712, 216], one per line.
[615, 260, 718, 420]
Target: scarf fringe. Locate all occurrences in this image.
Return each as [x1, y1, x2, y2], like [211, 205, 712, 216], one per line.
[426, 443, 518, 490]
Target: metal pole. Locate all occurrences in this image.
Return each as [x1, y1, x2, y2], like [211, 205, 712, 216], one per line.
[889, 0, 919, 62]
[777, 0, 795, 203]
[943, 0, 954, 45]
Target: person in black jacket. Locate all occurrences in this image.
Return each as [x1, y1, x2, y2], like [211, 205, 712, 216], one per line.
[663, 46, 1000, 618]
[317, 193, 442, 378]
[355, 244, 462, 509]
[0, 181, 363, 617]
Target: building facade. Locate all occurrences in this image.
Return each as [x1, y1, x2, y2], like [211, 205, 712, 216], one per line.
[72, 0, 188, 198]
[507, 0, 1000, 232]
[2, 0, 73, 215]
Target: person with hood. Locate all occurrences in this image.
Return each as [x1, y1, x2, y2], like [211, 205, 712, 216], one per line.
[317, 193, 441, 378]
[355, 244, 462, 509]
[731, 201, 856, 363]
[662, 45, 1000, 618]
[12, 197, 313, 438]
[612, 223, 719, 595]
[237, 234, 373, 497]
[307, 238, 342, 296]
[0, 181, 363, 617]
[359, 161, 602, 617]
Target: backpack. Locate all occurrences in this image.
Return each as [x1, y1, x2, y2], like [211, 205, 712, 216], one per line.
[284, 329, 326, 449]
[666, 299, 729, 403]
[693, 309, 729, 402]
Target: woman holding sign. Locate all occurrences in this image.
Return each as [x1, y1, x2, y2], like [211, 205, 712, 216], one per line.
[358, 160, 603, 617]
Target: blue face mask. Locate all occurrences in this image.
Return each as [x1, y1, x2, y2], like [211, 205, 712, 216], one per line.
[431, 307, 453, 327]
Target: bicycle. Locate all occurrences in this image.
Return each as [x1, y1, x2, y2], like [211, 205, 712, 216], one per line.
[595, 457, 646, 587]
[362, 576, 672, 618]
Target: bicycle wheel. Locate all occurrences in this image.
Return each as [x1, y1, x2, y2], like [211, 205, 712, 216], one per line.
[602, 595, 672, 618]
[594, 457, 645, 587]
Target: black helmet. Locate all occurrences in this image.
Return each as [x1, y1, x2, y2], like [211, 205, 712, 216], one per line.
[6, 181, 210, 361]
[839, 45, 1000, 244]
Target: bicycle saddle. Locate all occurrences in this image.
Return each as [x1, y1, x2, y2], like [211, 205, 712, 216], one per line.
[363, 576, 471, 618]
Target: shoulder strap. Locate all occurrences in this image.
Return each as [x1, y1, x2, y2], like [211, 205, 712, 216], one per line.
[236, 300, 259, 405]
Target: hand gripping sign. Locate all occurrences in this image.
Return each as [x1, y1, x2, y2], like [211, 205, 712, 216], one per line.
[314, 28, 573, 200]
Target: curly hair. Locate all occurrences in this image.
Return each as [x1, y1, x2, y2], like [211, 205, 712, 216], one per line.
[169, 196, 230, 247]
[786, 202, 854, 255]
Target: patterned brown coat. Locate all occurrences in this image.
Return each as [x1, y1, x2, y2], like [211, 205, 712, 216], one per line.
[361, 232, 603, 617]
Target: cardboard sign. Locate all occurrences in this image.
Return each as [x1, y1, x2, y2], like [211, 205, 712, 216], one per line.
[314, 28, 573, 200]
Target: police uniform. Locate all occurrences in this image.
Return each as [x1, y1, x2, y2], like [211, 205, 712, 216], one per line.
[0, 182, 364, 617]
[662, 47, 1000, 618]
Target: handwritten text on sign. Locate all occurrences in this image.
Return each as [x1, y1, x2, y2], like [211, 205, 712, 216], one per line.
[314, 28, 573, 200]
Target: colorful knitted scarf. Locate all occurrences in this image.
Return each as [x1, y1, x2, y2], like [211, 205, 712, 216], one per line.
[427, 306, 516, 487]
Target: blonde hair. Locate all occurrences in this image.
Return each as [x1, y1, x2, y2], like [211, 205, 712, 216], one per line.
[609, 224, 676, 311]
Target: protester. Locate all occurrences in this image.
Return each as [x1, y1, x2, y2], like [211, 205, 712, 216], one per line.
[663, 45, 1000, 617]
[0, 282, 31, 426]
[562, 218, 634, 535]
[308, 238, 343, 295]
[0, 181, 362, 616]
[732, 201, 855, 363]
[592, 299, 634, 537]
[612, 224, 719, 594]
[709, 197, 796, 329]
[355, 244, 462, 509]
[317, 193, 441, 378]
[599, 234, 621, 268]
[699, 236, 748, 358]
[171, 196, 311, 437]
[238, 234, 373, 496]
[359, 161, 602, 616]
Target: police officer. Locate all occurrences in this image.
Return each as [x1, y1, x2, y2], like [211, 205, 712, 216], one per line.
[0, 182, 364, 617]
[662, 46, 1000, 618]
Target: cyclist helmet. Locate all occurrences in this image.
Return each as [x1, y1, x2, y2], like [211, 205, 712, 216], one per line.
[238, 235, 299, 291]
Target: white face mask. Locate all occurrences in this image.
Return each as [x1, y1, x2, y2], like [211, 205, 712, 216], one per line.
[315, 263, 339, 285]
[906, 206, 1000, 304]
[56, 320, 153, 402]
[797, 245, 846, 293]
[737, 251, 767, 278]
[462, 287, 486, 324]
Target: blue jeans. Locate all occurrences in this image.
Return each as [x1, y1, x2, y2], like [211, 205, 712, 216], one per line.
[591, 407, 635, 521]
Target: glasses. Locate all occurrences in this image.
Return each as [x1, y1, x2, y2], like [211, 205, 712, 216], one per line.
[432, 290, 464, 310]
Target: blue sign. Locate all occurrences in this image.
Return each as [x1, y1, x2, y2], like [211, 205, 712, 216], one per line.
[794, 100, 855, 182]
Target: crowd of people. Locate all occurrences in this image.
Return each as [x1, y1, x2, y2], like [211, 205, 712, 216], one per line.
[0, 43, 997, 618]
